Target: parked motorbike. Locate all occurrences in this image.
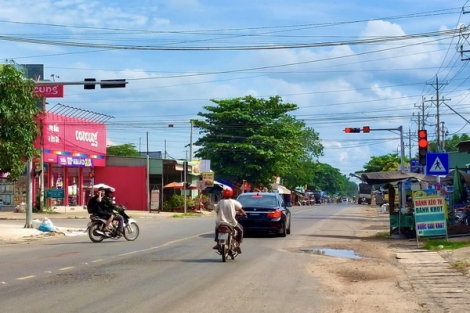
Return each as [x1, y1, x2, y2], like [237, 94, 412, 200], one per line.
[87, 206, 140, 243]
[216, 223, 240, 262]
[455, 209, 469, 225]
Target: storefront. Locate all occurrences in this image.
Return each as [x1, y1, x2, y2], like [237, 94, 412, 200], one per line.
[33, 112, 107, 207]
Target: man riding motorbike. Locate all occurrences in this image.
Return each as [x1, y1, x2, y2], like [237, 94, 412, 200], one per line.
[100, 187, 124, 236]
[213, 187, 247, 253]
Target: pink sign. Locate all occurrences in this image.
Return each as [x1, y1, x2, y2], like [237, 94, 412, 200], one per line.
[35, 85, 64, 98]
[37, 113, 106, 167]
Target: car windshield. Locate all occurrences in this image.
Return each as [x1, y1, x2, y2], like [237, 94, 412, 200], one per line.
[238, 194, 277, 207]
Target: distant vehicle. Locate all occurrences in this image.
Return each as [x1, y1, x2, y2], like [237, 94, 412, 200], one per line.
[341, 196, 348, 203]
[358, 183, 372, 205]
[312, 190, 322, 204]
[236, 192, 291, 237]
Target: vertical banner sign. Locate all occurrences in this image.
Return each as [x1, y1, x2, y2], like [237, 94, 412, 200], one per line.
[150, 189, 160, 211]
[413, 190, 448, 240]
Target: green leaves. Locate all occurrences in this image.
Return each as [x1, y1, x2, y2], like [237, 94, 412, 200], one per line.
[361, 153, 409, 172]
[193, 95, 323, 186]
[0, 64, 41, 181]
[106, 143, 140, 157]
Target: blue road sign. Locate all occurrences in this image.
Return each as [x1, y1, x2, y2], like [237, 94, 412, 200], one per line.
[426, 153, 449, 175]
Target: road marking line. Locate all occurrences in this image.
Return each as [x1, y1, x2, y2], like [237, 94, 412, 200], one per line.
[117, 232, 212, 256]
[59, 267, 74, 271]
[17, 276, 35, 280]
[91, 259, 104, 263]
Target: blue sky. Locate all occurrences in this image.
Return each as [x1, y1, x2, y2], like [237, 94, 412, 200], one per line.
[1, 0, 470, 179]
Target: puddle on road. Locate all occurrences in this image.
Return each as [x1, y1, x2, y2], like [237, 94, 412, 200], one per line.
[301, 248, 361, 259]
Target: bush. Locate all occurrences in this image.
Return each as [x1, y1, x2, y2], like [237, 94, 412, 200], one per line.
[163, 194, 194, 212]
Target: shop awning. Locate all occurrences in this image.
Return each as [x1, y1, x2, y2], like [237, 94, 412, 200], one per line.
[440, 169, 470, 185]
[359, 171, 436, 185]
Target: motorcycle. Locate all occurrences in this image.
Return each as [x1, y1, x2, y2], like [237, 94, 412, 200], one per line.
[216, 223, 240, 262]
[455, 209, 469, 225]
[87, 206, 140, 243]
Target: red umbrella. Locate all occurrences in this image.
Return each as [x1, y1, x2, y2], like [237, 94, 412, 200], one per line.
[163, 182, 197, 189]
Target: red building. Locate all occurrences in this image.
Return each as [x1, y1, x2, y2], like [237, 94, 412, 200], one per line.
[33, 112, 107, 207]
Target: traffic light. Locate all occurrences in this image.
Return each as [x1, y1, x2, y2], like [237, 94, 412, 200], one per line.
[362, 126, 370, 133]
[89, 171, 95, 179]
[344, 127, 361, 133]
[84, 78, 96, 90]
[418, 129, 428, 166]
[100, 79, 126, 88]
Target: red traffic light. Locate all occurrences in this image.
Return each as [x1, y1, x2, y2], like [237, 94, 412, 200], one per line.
[88, 171, 95, 178]
[418, 130, 428, 148]
[362, 126, 370, 133]
[344, 127, 361, 133]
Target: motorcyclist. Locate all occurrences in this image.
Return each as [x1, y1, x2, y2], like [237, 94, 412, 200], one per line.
[213, 187, 247, 253]
[92, 187, 113, 232]
[101, 187, 124, 236]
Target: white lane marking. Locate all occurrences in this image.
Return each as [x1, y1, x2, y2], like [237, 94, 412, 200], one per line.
[118, 232, 212, 256]
[17, 275, 35, 280]
[6, 231, 212, 285]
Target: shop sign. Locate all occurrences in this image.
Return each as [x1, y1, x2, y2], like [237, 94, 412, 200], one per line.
[46, 189, 64, 199]
[34, 85, 64, 98]
[57, 156, 93, 167]
[202, 172, 214, 187]
[413, 190, 447, 240]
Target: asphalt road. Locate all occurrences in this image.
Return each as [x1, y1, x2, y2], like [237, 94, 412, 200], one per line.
[0, 203, 356, 313]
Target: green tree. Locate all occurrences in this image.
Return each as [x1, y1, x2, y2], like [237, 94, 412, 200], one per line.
[106, 143, 140, 157]
[193, 96, 323, 186]
[428, 133, 470, 152]
[0, 64, 41, 181]
[360, 153, 409, 172]
[308, 163, 352, 196]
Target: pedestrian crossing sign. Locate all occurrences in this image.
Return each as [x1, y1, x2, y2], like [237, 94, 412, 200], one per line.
[426, 153, 449, 175]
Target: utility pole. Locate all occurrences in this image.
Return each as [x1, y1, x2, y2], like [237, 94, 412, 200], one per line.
[189, 120, 193, 162]
[426, 76, 449, 151]
[408, 128, 412, 161]
[440, 121, 447, 151]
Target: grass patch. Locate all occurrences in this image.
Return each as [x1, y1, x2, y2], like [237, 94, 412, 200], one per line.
[376, 232, 390, 238]
[451, 260, 470, 274]
[171, 212, 198, 218]
[421, 239, 470, 250]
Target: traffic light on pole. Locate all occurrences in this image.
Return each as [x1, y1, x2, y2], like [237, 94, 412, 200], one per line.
[344, 127, 361, 133]
[418, 129, 428, 166]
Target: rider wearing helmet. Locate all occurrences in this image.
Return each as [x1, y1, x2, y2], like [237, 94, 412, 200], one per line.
[101, 187, 124, 236]
[213, 187, 247, 253]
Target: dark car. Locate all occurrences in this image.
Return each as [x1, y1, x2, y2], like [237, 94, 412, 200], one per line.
[236, 192, 291, 236]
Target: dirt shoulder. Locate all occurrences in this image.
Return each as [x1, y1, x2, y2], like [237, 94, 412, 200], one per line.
[304, 205, 469, 313]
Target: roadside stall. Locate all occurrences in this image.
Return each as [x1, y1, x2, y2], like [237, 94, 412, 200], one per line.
[360, 171, 437, 237]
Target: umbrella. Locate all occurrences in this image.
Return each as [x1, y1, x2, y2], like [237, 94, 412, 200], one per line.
[93, 183, 114, 189]
[453, 167, 468, 203]
[276, 185, 291, 195]
[163, 182, 197, 189]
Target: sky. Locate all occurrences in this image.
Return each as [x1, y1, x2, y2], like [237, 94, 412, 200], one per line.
[2, 0, 470, 181]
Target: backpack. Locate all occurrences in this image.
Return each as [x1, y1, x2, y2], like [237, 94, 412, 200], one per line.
[87, 196, 97, 214]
